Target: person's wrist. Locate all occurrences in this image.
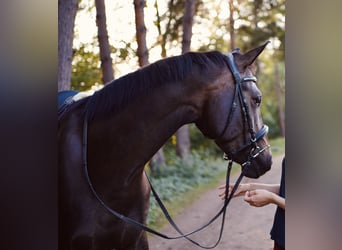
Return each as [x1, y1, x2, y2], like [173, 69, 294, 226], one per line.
[270, 192, 277, 204]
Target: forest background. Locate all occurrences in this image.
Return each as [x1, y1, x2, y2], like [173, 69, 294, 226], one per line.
[58, 0, 285, 226]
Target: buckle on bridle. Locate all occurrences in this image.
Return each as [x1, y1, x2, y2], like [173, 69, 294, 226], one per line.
[223, 138, 270, 167]
[250, 144, 270, 159]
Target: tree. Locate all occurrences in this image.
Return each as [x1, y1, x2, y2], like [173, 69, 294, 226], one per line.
[134, 0, 149, 66]
[235, 0, 285, 58]
[134, 0, 165, 169]
[154, 0, 180, 58]
[153, 0, 202, 57]
[58, 0, 79, 91]
[175, 0, 197, 159]
[95, 0, 114, 83]
[181, 0, 196, 53]
[228, 0, 236, 50]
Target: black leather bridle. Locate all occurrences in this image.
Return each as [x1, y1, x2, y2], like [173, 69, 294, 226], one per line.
[81, 51, 270, 249]
[220, 52, 270, 167]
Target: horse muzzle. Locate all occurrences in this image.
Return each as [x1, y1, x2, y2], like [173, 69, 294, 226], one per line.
[222, 125, 272, 178]
[241, 137, 272, 178]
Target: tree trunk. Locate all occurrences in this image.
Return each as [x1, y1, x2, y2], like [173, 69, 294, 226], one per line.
[228, 0, 236, 50]
[95, 0, 114, 84]
[275, 63, 285, 137]
[134, 0, 165, 170]
[181, 0, 196, 53]
[58, 0, 78, 91]
[176, 0, 196, 159]
[150, 150, 166, 173]
[134, 0, 149, 66]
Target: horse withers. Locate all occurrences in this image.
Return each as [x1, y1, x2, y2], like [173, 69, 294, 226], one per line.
[58, 42, 272, 249]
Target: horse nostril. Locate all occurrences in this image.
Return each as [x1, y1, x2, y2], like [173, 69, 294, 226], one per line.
[253, 96, 262, 107]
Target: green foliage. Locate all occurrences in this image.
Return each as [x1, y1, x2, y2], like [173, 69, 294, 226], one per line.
[268, 136, 285, 156]
[188, 124, 222, 156]
[259, 60, 285, 138]
[146, 150, 227, 226]
[71, 41, 134, 91]
[159, 124, 222, 165]
[152, 0, 204, 54]
[71, 43, 101, 91]
[236, 0, 285, 60]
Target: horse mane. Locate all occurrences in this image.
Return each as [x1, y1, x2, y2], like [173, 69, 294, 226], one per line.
[83, 51, 228, 120]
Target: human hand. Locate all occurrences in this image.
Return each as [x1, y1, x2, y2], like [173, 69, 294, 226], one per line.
[218, 183, 250, 200]
[244, 189, 274, 207]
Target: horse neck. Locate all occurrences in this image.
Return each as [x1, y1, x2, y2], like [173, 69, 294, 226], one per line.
[111, 81, 203, 152]
[87, 79, 205, 186]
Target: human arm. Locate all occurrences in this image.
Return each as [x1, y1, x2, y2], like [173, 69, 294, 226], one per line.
[218, 183, 280, 199]
[244, 189, 285, 209]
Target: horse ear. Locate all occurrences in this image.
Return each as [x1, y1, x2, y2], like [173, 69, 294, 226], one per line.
[235, 41, 270, 68]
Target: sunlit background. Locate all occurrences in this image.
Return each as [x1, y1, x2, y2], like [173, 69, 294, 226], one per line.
[73, 0, 284, 78]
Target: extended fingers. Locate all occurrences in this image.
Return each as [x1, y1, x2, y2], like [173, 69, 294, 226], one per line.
[219, 188, 233, 199]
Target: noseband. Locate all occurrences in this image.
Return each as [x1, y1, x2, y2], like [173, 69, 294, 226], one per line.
[219, 52, 270, 167]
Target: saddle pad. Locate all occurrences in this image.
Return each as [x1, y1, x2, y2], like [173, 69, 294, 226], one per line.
[58, 90, 79, 111]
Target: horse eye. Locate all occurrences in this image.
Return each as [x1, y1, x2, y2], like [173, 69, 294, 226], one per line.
[253, 96, 262, 107]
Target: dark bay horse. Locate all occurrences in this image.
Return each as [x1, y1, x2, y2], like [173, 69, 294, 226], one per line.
[58, 42, 272, 250]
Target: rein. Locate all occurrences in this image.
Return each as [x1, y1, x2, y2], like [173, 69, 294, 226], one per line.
[82, 52, 270, 248]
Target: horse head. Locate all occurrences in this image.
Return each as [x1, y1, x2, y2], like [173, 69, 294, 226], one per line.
[195, 42, 272, 178]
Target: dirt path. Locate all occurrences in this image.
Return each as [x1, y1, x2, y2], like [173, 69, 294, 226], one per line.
[148, 155, 284, 250]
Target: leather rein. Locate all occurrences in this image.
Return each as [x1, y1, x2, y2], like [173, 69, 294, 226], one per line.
[82, 52, 270, 249]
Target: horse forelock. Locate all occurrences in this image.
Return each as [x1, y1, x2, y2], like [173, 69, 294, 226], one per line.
[84, 51, 227, 120]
